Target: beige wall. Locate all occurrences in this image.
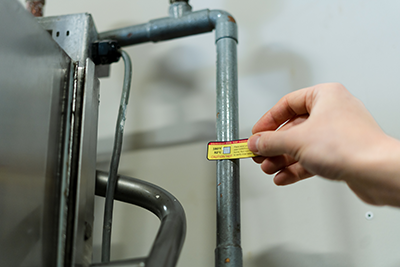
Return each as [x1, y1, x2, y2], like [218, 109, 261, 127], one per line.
[23, 0, 400, 266]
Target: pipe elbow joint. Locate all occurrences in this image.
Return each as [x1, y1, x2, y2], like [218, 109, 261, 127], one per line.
[209, 10, 238, 43]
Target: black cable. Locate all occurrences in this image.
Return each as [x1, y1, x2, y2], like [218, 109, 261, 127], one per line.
[101, 49, 132, 262]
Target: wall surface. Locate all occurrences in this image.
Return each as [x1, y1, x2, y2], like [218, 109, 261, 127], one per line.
[20, 0, 400, 266]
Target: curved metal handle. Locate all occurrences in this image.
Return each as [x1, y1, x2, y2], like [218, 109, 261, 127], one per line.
[91, 170, 186, 267]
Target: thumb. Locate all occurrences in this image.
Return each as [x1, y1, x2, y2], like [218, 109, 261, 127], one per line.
[248, 130, 297, 157]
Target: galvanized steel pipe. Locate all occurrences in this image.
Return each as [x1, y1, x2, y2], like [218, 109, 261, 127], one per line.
[98, 8, 241, 267]
[98, 9, 239, 46]
[98, 10, 213, 46]
[213, 13, 241, 267]
[215, 154, 242, 267]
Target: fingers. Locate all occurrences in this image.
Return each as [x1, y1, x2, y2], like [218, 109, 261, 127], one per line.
[252, 156, 266, 164]
[260, 155, 297, 174]
[248, 130, 298, 158]
[276, 114, 308, 131]
[273, 162, 314, 186]
[254, 156, 314, 186]
[252, 86, 317, 134]
[249, 115, 307, 165]
[249, 83, 352, 186]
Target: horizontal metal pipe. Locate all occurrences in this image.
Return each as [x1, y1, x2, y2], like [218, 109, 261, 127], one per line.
[98, 10, 212, 46]
[98, 10, 237, 47]
[93, 171, 186, 267]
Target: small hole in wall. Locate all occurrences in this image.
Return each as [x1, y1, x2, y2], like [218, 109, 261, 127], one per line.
[66, 31, 70, 36]
[365, 211, 374, 220]
[56, 31, 60, 37]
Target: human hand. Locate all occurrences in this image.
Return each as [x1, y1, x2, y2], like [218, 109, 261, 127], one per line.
[248, 83, 400, 207]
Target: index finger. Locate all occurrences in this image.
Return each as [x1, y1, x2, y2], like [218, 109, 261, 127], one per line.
[252, 85, 317, 134]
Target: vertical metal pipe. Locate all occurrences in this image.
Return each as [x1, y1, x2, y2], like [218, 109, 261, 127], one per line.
[169, 2, 192, 18]
[215, 33, 242, 266]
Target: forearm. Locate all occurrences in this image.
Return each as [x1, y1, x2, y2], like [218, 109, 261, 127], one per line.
[345, 135, 400, 207]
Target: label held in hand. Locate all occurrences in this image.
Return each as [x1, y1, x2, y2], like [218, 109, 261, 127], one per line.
[207, 139, 257, 160]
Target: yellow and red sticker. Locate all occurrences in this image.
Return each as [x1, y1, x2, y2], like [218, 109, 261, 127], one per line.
[207, 139, 257, 160]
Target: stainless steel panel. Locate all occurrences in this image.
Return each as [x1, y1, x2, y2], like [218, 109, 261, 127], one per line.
[71, 59, 100, 266]
[0, 0, 72, 266]
[37, 13, 110, 78]
[37, 13, 97, 65]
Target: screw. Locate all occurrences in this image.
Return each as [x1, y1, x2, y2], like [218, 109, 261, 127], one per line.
[365, 211, 374, 220]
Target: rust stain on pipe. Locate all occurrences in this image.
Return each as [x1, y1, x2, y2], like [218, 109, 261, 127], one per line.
[227, 16, 236, 23]
[26, 1, 44, 17]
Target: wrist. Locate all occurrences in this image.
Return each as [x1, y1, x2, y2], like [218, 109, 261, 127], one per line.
[346, 134, 400, 207]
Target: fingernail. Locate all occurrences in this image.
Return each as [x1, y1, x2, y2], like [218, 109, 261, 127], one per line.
[248, 135, 260, 154]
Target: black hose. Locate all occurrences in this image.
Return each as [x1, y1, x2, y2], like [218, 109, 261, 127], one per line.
[101, 50, 132, 263]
